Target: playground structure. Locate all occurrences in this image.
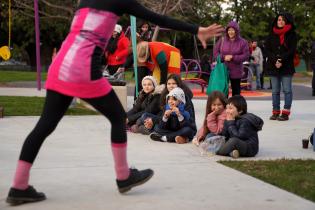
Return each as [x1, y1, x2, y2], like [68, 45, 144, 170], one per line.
[181, 59, 210, 93]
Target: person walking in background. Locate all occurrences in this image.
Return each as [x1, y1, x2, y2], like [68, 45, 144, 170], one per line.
[106, 24, 130, 75]
[213, 21, 250, 96]
[264, 13, 297, 121]
[5, 0, 224, 205]
[250, 41, 264, 90]
[311, 41, 315, 96]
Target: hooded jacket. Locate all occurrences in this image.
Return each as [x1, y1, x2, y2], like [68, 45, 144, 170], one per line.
[222, 113, 264, 157]
[213, 21, 250, 79]
[264, 13, 297, 76]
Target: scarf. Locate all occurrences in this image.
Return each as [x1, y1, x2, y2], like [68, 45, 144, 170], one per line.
[273, 24, 292, 45]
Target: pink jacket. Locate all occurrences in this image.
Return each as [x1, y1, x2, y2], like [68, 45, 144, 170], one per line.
[197, 110, 226, 138]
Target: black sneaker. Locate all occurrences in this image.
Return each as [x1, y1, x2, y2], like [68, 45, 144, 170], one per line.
[149, 133, 163, 142]
[6, 186, 46, 205]
[116, 168, 154, 193]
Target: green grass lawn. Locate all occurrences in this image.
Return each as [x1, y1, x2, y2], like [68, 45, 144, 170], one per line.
[219, 159, 315, 202]
[0, 96, 99, 116]
[0, 71, 47, 83]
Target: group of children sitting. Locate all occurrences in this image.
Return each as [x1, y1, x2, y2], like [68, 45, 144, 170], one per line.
[127, 74, 264, 158]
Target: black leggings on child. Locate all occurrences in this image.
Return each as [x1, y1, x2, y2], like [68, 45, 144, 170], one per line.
[19, 89, 126, 163]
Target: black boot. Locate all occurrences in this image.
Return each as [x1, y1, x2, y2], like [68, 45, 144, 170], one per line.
[277, 114, 289, 121]
[312, 90, 315, 96]
[269, 110, 280, 120]
[116, 168, 154, 193]
[277, 110, 290, 121]
[269, 114, 279, 120]
[6, 186, 46, 205]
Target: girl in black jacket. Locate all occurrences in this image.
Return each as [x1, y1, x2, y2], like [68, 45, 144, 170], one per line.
[127, 76, 162, 133]
[264, 13, 297, 121]
[217, 95, 264, 158]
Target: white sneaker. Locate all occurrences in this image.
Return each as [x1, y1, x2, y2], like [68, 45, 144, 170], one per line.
[230, 150, 240, 159]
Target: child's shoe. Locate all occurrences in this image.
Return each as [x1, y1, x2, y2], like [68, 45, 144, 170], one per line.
[175, 136, 188, 144]
[116, 168, 154, 193]
[6, 186, 46, 205]
[149, 133, 164, 142]
[230, 150, 240, 159]
[138, 125, 151, 135]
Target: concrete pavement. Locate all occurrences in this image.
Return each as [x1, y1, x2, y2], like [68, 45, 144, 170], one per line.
[0, 87, 315, 209]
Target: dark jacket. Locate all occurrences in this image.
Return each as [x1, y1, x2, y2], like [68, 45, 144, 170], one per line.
[127, 85, 163, 125]
[264, 13, 297, 76]
[222, 113, 264, 157]
[156, 88, 197, 134]
[311, 41, 315, 67]
[159, 102, 193, 131]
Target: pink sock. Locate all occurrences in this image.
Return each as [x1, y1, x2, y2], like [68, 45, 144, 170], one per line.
[12, 160, 32, 190]
[111, 143, 130, 180]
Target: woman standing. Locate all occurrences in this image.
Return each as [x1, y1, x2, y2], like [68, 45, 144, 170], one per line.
[213, 21, 249, 96]
[265, 13, 297, 121]
[106, 24, 130, 75]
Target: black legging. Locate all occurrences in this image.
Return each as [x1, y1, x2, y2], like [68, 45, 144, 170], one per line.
[19, 89, 126, 163]
[230, 78, 241, 96]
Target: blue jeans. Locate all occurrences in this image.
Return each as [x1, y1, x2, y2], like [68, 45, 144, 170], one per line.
[250, 64, 261, 89]
[270, 75, 293, 110]
[136, 112, 159, 131]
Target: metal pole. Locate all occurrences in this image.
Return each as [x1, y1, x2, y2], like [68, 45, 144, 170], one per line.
[34, 0, 42, 90]
[130, 16, 138, 96]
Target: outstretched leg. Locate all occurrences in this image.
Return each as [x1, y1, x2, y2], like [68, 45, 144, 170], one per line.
[83, 90, 153, 193]
[7, 90, 73, 205]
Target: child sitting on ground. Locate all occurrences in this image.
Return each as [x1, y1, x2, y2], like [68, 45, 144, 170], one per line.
[127, 76, 162, 134]
[217, 95, 264, 158]
[193, 91, 227, 145]
[150, 87, 195, 144]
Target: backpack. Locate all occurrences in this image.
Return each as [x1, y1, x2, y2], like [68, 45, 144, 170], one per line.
[206, 54, 229, 97]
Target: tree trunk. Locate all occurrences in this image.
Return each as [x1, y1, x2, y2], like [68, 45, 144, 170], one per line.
[152, 0, 170, 41]
[25, 44, 37, 71]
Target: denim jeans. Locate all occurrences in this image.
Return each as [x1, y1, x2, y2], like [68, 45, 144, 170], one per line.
[136, 112, 159, 131]
[250, 64, 261, 89]
[270, 75, 293, 110]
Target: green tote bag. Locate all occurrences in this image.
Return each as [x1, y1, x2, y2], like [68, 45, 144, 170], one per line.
[206, 55, 229, 97]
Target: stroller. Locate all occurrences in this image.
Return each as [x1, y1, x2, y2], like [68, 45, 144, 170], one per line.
[103, 66, 126, 86]
[241, 61, 254, 90]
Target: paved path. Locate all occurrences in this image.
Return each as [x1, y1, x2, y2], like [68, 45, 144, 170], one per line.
[0, 87, 315, 209]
